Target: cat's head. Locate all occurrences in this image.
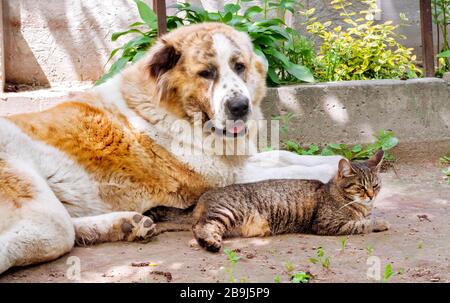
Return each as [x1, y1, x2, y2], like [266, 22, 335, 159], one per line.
[334, 150, 384, 205]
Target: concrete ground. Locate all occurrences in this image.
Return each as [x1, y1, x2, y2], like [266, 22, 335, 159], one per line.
[1, 146, 449, 283]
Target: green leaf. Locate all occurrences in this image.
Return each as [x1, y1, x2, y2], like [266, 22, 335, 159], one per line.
[104, 47, 122, 66]
[291, 272, 310, 283]
[383, 263, 396, 282]
[321, 147, 335, 156]
[267, 68, 281, 85]
[96, 56, 130, 85]
[129, 21, 146, 27]
[328, 143, 342, 150]
[286, 63, 315, 83]
[112, 29, 145, 41]
[437, 50, 450, 58]
[244, 6, 263, 18]
[134, 0, 157, 28]
[351, 144, 362, 153]
[224, 3, 240, 15]
[221, 12, 233, 23]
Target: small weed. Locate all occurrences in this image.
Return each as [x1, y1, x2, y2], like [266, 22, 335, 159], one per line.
[284, 128, 399, 162]
[224, 248, 240, 265]
[223, 248, 241, 283]
[417, 241, 424, 249]
[308, 247, 331, 269]
[440, 152, 450, 184]
[366, 245, 375, 255]
[284, 261, 295, 273]
[273, 275, 281, 283]
[340, 237, 348, 253]
[273, 112, 295, 137]
[291, 271, 311, 283]
[280, 261, 311, 283]
[441, 155, 450, 164]
[382, 263, 398, 282]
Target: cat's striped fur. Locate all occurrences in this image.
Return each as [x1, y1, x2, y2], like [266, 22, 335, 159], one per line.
[193, 150, 388, 252]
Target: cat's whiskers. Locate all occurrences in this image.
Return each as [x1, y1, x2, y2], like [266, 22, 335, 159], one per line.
[338, 200, 360, 212]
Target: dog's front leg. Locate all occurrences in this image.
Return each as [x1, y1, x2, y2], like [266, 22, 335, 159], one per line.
[235, 150, 342, 184]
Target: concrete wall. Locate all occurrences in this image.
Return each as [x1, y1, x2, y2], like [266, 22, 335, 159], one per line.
[1, 0, 449, 86]
[2, 0, 173, 86]
[262, 78, 450, 145]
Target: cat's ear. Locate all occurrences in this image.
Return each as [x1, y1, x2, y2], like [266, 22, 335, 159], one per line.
[338, 158, 355, 178]
[367, 150, 384, 170]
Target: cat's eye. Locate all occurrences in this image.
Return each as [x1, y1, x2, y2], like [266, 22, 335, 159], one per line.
[198, 68, 216, 80]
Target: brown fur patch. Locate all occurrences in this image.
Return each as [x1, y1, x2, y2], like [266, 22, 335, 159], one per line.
[0, 160, 34, 208]
[8, 101, 209, 211]
[240, 214, 271, 237]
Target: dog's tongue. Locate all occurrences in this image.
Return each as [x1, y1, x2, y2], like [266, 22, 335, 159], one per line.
[227, 120, 246, 134]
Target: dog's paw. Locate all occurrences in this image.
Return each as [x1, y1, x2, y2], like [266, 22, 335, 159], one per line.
[121, 214, 156, 242]
[372, 219, 390, 232]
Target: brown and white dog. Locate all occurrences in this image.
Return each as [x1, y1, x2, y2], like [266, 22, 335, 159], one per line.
[0, 23, 342, 274]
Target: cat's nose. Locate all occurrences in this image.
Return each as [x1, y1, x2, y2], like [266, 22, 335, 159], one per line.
[366, 190, 374, 200]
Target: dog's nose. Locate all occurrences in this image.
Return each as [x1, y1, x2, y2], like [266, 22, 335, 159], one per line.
[226, 96, 249, 118]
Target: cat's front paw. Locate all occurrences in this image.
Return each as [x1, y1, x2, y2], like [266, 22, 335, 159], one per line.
[193, 223, 223, 252]
[372, 219, 390, 232]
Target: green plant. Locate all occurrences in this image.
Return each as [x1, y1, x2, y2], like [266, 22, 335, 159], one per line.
[223, 248, 241, 282]
[340, 237, 348, 253]
[99, 0, 315, 86]
[366, 245, 374, 255]
[284, 261, 295, 273]
[273, 112, 296, 137]
[441, 151, 450, 184]
[291, 271, 311, 283]
[285, 129, 399, 161]
[443, 167, 450, 184]
[432, 0, 450, 75]
[308, 246, 330, 269]
[273, 275, 282, 283]
[305, 0, 421, 81]
[282, 261, 311, 283]
[382, 263, 397, 282]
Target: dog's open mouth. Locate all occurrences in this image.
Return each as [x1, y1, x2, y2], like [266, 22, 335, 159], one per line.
[208, 120, 247, 137]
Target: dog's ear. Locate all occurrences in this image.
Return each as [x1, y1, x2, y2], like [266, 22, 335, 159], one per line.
[148, 40, 181, 79]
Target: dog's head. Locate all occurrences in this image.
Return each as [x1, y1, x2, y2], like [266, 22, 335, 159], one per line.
[124, 23, 267, 136]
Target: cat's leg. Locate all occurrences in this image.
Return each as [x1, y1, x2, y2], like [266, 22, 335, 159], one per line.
[334, 218, 390, 235]
[72, 212, 156, 246]
[192, 220, 226, 252]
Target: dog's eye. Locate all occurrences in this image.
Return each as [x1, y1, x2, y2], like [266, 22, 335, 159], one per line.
[234, 62, 245, 73]
[198, 69, 216, 80]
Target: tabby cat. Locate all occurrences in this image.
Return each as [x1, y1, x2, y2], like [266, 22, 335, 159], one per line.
[193, 150, 389, 252]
